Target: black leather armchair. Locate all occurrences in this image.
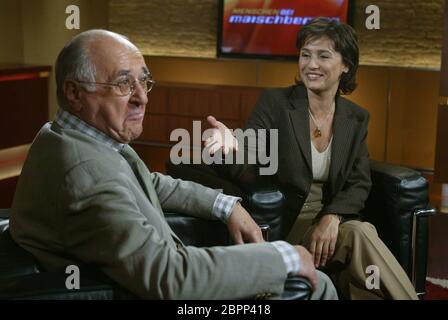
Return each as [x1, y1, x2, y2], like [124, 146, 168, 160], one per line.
[0, 188, 310, 300]
[166, 159, 435, 296]
[362, 160, 435, 295]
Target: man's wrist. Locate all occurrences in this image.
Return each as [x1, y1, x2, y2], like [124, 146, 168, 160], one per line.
[271, 241, 301, 275]
[211, 193, 242, 223]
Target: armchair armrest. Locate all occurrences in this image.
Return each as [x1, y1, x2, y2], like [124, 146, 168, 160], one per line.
[362, 160, 434, 295]
[166, 162, 287, 241]
[165, 213, 230, 246]
[165, 212, 311, 300]
[240, 183, 285, 241]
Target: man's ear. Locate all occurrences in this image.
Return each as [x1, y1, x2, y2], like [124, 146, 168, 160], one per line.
[64, 80, 83, 113]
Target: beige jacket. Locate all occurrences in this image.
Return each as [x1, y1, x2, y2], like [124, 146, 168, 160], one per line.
[10, 122, 287, 299]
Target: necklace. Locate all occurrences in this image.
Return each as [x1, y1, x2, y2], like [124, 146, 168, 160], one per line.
[308, 105, 334, 138]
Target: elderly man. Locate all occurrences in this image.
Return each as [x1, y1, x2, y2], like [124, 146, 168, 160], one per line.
[10, 30, 337, 300]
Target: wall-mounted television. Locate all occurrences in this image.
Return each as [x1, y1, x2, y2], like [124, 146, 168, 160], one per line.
[217, 0, 353, 61]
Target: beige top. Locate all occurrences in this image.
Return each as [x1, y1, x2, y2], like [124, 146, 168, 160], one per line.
[302, 137, 333, 213]
[286, 138, 333, 243]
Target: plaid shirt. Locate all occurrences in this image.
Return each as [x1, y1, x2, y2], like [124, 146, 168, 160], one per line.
[54, 108, 301, 275]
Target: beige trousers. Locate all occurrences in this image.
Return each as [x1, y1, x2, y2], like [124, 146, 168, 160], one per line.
[287, 214, 418, 300]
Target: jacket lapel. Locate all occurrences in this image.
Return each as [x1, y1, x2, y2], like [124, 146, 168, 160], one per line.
[134, 159, 164, 213]
[121, 146, 184, 245]
[121, 145, 163, 212]
[287, 86, 357, 198]
[288, 93, 312, 174]
[328, 99, 356, 193]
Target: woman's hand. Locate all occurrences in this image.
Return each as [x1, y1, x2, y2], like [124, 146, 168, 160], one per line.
[308, 214, 340, 267]
[204, 115, 238, 155]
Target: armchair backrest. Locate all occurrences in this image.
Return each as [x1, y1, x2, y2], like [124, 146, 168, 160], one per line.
[362, 160, 431, 295]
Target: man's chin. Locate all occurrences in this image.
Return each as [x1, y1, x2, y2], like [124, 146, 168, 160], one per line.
[115, 125, 143, 144]
[127, 126, 143, 142]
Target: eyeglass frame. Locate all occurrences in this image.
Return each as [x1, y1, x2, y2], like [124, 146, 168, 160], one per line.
[73, 75, 156, 96]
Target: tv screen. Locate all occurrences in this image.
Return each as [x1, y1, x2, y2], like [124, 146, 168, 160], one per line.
[217, 0, 352, 60]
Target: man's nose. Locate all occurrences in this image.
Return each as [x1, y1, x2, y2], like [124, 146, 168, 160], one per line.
[130, 81, 148, 106]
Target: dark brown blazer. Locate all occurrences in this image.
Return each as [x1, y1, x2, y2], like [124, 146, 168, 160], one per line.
[224, 84, 371, 236]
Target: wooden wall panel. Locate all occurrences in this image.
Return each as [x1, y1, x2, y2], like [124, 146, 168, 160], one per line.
[140, 114, 168, 143]
[131, 144, 170, 174]
[148, 86, 168, 114]
[435, 105, 448, 181]
[386, 71, 407, 165]
[434, 0, 448, 182]
[0, 65, 50, 207]
[136, 64, 441, 174]
[396, 71, 439, 169]
[257, 60, 298, 88]
[240, 88, 264, 125]
[136, 83, 262, 172]
[0, 66, 51, 149]
[439, 0, 448, 96]
[0, 176, 18, 208]
[387, 70, 439, 169]
[168, 88, 203, 117]
[146, 56, 258, 87]
[340, 67, 389, 162]
[427, 214, 448, 279]
[164, 86, 242, 121]
[209, 89, 240, 121]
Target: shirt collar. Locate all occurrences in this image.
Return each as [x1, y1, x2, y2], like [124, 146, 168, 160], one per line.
[54, 108, 125, 152]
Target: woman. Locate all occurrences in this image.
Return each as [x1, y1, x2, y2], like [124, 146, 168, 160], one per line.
[205, 18, 417, 300]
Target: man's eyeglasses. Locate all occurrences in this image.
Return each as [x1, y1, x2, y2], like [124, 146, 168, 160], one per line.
[75, 76, 156, 96]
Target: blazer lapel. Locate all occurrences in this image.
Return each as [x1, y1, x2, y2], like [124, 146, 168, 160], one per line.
[328, 99, 356, 193]
[120, 145, 163, 212]
[134, 159, 164, 213]
[121, 146, 184, 245]
[288, 95, 312, 174]
[133, 163, 183, 246]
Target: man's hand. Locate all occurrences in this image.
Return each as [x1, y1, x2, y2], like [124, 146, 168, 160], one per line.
[227, 203, 264, 244]
[204, 115, 238, 155]
[308, 214, 340, 268]
[293, 245, 318, 292]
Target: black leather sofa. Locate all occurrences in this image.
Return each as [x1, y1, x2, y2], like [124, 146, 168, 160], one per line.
[0, 190, 310, 300]
[166, 159, 435, 296]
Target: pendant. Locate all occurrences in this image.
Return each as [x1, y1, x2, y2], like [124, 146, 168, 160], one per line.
[313, 128, 322, 138]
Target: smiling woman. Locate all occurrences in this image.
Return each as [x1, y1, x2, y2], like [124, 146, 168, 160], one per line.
[205, 17, 419, 300]
[298, 37, 348, 98]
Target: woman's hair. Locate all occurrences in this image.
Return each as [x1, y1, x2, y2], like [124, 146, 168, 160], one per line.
[296, 17, 359, 95]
